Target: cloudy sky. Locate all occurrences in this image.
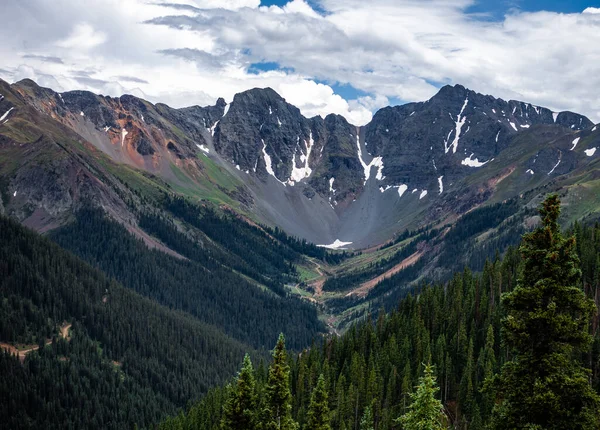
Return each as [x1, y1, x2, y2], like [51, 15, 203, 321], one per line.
[1, 0, 599, 125]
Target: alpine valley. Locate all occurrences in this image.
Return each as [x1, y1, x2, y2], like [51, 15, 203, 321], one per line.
[1, 77, 600, 429]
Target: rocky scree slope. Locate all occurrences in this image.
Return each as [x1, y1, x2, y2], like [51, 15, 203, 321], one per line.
[1, 78, 598, 248]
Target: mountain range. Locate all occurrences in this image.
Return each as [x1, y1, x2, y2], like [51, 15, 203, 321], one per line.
[2, 78, 599, 250]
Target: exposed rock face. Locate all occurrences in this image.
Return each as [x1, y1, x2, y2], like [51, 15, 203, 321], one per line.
[9, 78, 227, 172]
[215, 88, 314, 182]
[2, 77, 598, 247]
[212, 88, 366, 205]
[308, 114, 364, 205]
[363, 84, 593, 194]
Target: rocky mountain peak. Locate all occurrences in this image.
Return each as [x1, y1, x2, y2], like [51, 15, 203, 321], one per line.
[3, 76, 599, 247]
[215, 97, 227, 108]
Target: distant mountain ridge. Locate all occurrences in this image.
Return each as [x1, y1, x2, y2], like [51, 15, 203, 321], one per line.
[1, 77, 598, 247]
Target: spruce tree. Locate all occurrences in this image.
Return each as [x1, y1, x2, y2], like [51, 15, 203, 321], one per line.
[305, 374, 330, 430]
[263, 334, 298, 430]
[397, 363, 446, 430]
[359, 405, 374, 430]
[221, 354, 258, 430]
[489, 195, 600, 429]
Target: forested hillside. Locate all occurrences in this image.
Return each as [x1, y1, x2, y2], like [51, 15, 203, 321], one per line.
[0, 215, 262, 429]
[50, 204, 325, 350]
[160, 198, 600, 429]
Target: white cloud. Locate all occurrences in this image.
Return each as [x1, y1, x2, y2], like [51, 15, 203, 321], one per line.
[0, 0, 599, 125]
[276, 78, 373, 125]
[56, 23, 107, 50]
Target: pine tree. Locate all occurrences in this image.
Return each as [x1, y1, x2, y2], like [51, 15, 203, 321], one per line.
[401, 362, 412, 412]
[263, 334, 298, 430]
[221, 354, 258, 430]
[305, 374, 330, 430]
[478, 324, 496, 416]
[397, 363, 446, 430]
[359, 405, 374, 430]
[489, 195, 600, 429]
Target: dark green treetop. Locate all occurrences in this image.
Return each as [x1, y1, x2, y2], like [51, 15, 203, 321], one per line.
[489, 194, 600, 429]
[398, 363, 447, 430]
[305, 374, 330, 430]
[263, 334, 298, 430]
[222, 353, 259, 430]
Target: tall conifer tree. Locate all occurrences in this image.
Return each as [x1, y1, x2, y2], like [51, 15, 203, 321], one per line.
[263, 334, 298, 430]
[221, 354, 258, 430]
[489, 195, 600, 429]
[305, 374, 330, 430]
[398, 364, 446, 430]
[359, 405, 374, 430]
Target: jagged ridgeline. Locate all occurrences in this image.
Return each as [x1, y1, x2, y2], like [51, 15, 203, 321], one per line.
[2, 77, 600, 251]
[159, 216, 600, 430]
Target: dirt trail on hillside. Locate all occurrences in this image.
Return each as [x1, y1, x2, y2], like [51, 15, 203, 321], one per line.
[310, 261, 326, 297]
[346, 251, 423, 298]
[488, 166, 515, 189]
[0, 323, 72, 363]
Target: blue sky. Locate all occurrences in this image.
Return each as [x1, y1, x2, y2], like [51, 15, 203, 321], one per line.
[466, 0, 599, 18]
[261, 0, 598, 15]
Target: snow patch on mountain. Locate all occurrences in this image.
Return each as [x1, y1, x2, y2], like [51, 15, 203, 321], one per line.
[461, 154, 490, 167]
[317, 239, 352, 250]
[419, 190, 428, 199]
[356, 134, 384, 183]
[262, 140, 286, 186]
[397, 184, 408, 197]
[196, 144, 209, 154]
[438, 176, 444, 194]
[210, 120, 219, 136]
[222, 103, 230, 117]
[548, 152, 562, 175]
[289, 133, 314, 184]
[121, 129, 128, 146]
[526, 169, 534, 175]
[0, 107, 14, 122]
[445, 97, 469, 154]
[585, 148, 597, 157]
[571, 137, 580, 150]
[262, 140, 275, 177]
